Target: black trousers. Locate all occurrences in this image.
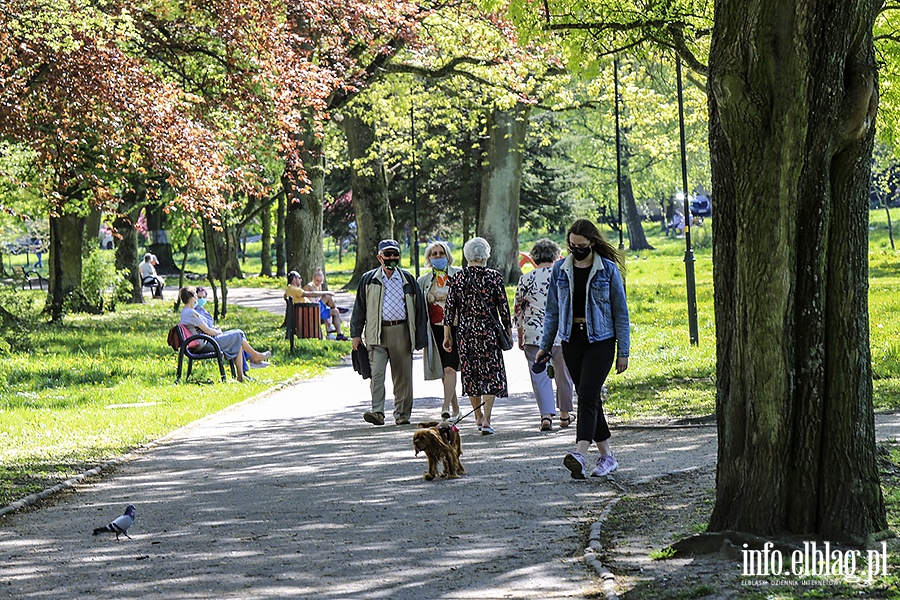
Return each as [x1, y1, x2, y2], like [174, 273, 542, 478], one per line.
[561, 325, 616, 444]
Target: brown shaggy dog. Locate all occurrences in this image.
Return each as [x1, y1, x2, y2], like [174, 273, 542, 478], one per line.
[413, 424, 465, 480]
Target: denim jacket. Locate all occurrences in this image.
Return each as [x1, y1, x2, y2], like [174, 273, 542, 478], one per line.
[540, 253, 630, 357]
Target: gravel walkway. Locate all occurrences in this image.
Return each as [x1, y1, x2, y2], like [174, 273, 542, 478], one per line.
[5, 287, 895, 599]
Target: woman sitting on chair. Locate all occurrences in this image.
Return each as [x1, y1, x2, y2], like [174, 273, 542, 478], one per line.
[284, 270, 347, 340]
[179, 286, 270, 382]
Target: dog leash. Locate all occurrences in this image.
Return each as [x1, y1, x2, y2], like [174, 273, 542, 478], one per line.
[450, 401, 486, 427]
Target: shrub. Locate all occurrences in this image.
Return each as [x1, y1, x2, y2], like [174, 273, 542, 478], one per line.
[76, 248, 128, 313]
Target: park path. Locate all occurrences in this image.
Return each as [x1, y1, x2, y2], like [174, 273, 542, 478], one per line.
[0, 287, 898, 599]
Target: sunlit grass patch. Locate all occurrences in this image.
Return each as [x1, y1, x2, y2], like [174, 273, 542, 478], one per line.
[0, 302, 349, 505]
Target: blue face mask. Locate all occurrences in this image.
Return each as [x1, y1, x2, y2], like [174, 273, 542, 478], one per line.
[430, 257, 448, 271]
[196, 298, 208, 308]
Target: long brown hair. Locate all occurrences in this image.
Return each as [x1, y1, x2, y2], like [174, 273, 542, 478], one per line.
[567, 219, 625, 272]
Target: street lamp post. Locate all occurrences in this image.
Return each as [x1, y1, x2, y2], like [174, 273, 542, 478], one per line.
[613, 58, 625, 253]
[410, 106, 420, 278]
[676, 58, 700, 346]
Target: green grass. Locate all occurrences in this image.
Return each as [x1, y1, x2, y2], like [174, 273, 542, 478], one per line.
[1, 209, 899, 511]
[0, 302, 349, 506]
[649, 546, 677, 560]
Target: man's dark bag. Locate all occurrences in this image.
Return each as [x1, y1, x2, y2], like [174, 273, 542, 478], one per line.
[352, 343, 372, 379]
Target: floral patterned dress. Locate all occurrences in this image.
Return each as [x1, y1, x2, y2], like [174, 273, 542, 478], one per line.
[444, 266, 511, 397]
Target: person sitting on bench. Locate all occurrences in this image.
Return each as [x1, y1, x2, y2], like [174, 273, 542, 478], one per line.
[194, 286, 263, 374]
[179, 286, 271, 381]
[284, 270, 348, 340]
[139, 253, 165, 298]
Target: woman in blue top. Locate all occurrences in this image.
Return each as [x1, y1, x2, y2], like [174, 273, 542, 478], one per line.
[537, 219, 630, 479]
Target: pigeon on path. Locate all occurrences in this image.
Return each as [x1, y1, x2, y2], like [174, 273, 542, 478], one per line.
[92, 504, 135, 540]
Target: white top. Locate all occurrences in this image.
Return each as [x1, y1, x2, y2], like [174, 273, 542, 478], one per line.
[138, 262, 156, 279]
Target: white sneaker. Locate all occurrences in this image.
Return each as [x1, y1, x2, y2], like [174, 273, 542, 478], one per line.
[563, 452, 588, 480]
[249, 361, 270, 369]
[591, 454, 618, 477]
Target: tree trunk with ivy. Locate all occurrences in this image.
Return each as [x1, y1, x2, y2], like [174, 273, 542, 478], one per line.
[145, 205, 176, 274]
[275, 189, 286, 278]
[260, 200, 272, 277]
[283, 117, 326, 284]
[707, 0, 886, 543]
[114, 184, 146, 304]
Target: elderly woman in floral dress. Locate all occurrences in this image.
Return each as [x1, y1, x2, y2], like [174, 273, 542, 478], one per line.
[442, 237, 512, 435]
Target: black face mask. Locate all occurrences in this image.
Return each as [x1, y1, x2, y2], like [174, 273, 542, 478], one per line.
[569, 246, 592, 260]
[382, 258, 400, 270]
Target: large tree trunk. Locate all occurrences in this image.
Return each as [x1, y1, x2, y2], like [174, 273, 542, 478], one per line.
[275, 189, 286, 278]
[341, 112, 393, 288]
[707, 0, 885, 543]
[619, 129, 654, 251]
[145, 205, 176, 274]
[479, 106, 527, 283]
[204, 221, 242, 283]
[260, 200, 272, 277]
[114, 183, 146, 304]
[283, 119, 326, 284]
[48, 211, 85, 322]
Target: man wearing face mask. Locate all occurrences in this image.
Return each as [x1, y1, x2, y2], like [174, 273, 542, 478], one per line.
[350, 239, 428, 426]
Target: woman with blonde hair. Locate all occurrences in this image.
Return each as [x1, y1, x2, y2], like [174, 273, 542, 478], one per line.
[443, 237, 512, 435]
[418, 240, 462, 418]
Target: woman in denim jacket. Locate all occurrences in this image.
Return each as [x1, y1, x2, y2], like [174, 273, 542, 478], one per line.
[537, 219, 630, 479]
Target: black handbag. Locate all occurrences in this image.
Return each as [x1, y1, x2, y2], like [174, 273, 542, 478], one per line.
[491, 312, 513, 351]
[463, 266, 513, 351]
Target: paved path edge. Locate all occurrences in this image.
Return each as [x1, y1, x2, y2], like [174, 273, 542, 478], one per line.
[0, 373, 312, 520]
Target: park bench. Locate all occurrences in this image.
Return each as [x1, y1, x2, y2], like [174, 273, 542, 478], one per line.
[284, 297, 323, 352]
[168, 324, 236, 383]
[11, 265, 46, 290]
[142, 276, 163, 299]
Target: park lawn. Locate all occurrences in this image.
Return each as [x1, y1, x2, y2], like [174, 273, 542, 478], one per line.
[0, 301, 349, 506]
[227, 215, 898, 419]
[1, 210, 898, 510]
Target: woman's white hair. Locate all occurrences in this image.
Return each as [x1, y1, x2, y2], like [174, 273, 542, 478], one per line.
[463, 237, 491, 262]
[423, 240, 454, 268]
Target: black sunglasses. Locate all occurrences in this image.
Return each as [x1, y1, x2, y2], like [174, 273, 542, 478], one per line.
[381, 251, 400, 258]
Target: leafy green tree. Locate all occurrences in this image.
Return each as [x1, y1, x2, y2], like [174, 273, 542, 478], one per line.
[707, 0, 886, 543]
[509, 0, 892, 543]
[0, 2, 239, 319]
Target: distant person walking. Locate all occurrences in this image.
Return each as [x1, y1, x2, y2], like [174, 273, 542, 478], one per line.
[442, 237, 511, 435]
[417, 240, 461, 419]
[514, 238, 574, 431]
[350, 239, 428, 426]
[538, 219, 630, 479]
